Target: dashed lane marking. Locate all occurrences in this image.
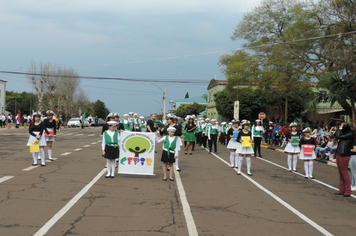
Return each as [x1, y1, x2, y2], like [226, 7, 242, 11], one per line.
[206, 148, 334, 236]
[74, 134, 83, 136]
[33, 169, 107, 236]
[87, 134, 95, 137]
[91, 142, 97, 145]
[0, 176, 14, 183]
[73, 148, 82, 151]
[61, 152, 71, 156]
[45, 158, 58, 163]
[83, 145, 90, 147]
[23, 166, 39, 171]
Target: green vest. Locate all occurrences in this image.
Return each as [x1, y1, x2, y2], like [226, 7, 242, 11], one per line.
[210, 125, 218, 134]
[253, 126, 262, 136]
[163, 136, 178, 155]
[104, 131, 119, 148]
[196, 124, 202, 133]
[122, 120, 131, 130]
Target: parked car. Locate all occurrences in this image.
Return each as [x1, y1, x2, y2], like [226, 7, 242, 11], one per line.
[67, 118, 89, 128]
[67, 118, 80, 128]
[98, 118, 106, 126]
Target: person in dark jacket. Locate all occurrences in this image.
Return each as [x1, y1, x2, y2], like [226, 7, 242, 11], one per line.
[331, 123, 354, 197]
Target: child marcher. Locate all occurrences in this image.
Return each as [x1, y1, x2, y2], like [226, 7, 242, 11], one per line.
[236, 120, 254, 176]
[208, 119, 219, 154]
[27, 112, 47, 166]
[251, 119, 264, 157]
[299, 127, 317, 179]
[102, 121, 120, 178]
[226, 120, 241, 168]
[43, 110, 57, 161]
[284, 122, 301, 172]
[156, 127, 182, 181]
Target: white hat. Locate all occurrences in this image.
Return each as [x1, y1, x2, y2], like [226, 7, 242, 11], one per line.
[228, 122, 232, 125]
[46, 110, 54, 115]
[205, 118, 210, 121]
[221, 122, 227, 125]
[289, 122, 297, 127]
[33, 111, 42, 117]
[107, 113, 115, 118]
[303, 127, 312, 133]
[255, 119, 261, 122]
[107, 121, 117, 126]
[113, 113, 120, 117]
[211, 119, 216, 122]
[129, 112, 134, 115]
[191, 115, 196, 117]
[269, 121, 273, 124]
[123, 114, 128, 117]
[134, 113, 138, 116]
[167, 114, 172, 118]
[167, 127, 176, 132]
[139, 116, 144, 119]
[242, 120, 250, 126]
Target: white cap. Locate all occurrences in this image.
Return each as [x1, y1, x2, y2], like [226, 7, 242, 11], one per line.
[211, 119, 216, 122]
[228, 122, 232, 125]
[269, 121, 273, 124]
[221, 122, 227, 125]
[167, 127, 176, 132]
[205, 118, 210, 121]
[107, 121, 117, 126]
[134, 113, 138, 116]
[255, 119, 261, 122]
[129, 112, 134, 115]
[123, 114, 128, 117]
[114, 113, 119, 117]
[139, 116, 144, 119]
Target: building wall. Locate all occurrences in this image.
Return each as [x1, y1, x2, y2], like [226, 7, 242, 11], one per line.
[207, 84, 226, 122]
[0, 80, 6, 114]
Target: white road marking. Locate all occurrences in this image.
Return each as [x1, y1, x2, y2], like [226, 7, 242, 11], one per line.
[87, 134, 95, 137]
[173, 169, 198, 236]
[206, 149, 334, 236]
[45, 158, 58, 163]
[97, 140, 101, 142]
[74, 148, 82, 151]
[61, 152, 71, 156]
[74, 134, 83, 136]
[65, 133, 73, 136]
[83, 145, 90, 147]
[256, 156, 356, 199]
[33, 168, 107, 236]
[91, 142, 97, 145]
[0, 176, 14, 183]
[23, 166, 39, 171]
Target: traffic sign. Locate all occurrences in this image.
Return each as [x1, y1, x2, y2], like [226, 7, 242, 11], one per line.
[258, 112, 266, 119]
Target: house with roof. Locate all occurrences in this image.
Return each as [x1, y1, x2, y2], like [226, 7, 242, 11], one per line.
[206, 79, 229, 122]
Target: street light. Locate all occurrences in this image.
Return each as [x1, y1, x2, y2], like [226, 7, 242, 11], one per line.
[146, 83, 167, 121]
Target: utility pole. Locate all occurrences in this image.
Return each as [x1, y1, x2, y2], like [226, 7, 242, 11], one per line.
[163, 84, 167, 121]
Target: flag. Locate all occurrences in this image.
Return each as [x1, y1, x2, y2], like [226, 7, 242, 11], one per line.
[16, 111, 20, 125]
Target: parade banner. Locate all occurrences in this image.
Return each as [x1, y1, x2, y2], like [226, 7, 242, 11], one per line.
[118, 131, 156, 175]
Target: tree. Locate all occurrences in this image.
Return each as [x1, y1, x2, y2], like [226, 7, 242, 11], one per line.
[175, 102, 206, 118]
[213, 90, 234, 120]
[185, 92, 189, 99]
[6, 91, 37, 115]
[93, 100, 110, 118]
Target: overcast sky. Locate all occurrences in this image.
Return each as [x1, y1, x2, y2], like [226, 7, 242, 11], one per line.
[0, 0, 263, 117]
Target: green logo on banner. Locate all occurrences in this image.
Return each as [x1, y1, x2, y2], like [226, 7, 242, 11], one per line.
[125, 136, 150, 157]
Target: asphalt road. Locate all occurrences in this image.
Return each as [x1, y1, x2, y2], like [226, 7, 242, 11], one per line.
[0, 127, 355, 236]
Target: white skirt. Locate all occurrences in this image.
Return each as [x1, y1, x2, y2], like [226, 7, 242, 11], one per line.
[236, 146, 254, 155]
[45, 128, 56, 142]
[227, 140, 241, 150]
[284, 142, 300, 154]
[27, 132, 47, 146]
[299, 148, 316, 160]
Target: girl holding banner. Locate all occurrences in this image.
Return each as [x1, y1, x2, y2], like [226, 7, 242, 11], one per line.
[44, 110, 57, 162]
[156, 127, 182, 181]
[299, 127, 317, 179]
[236, 120, 254, 176]
[226, 120, 241, 168]
[284, 122, 301, 172]
[27, 112, 47, 166]
[102, 121, 120, 178]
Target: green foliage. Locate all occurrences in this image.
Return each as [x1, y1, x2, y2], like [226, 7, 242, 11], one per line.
[6, 91, 37, 115]
[213, 90, 234, 120]
[238, 90, 269, 121]
[175, 102, 206, 118]
[185, 92, 189, 99]
[93, 100, 110, 118]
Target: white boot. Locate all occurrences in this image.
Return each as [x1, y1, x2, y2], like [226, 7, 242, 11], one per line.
[287, 155, 292, 171]
[32, 153, 38, 165]
[40, 148, 46, 166]
[308, 161, 314, 179]
[246, 157, 252, 176]
[304, 162, 309, 178]
[292, 154, 298, 171]
[230, 152, 235, 167]
[48, 149, 53, 160]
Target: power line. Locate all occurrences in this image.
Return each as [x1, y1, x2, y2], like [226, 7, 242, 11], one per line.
[0, 70, 208, 84]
